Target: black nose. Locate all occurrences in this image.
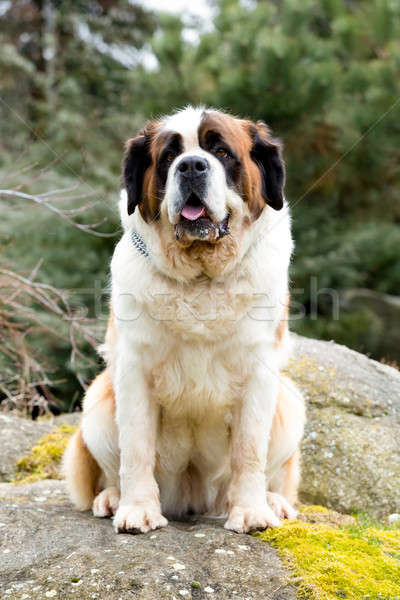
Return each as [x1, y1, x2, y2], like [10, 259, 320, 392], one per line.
[177, 156, 209, 177]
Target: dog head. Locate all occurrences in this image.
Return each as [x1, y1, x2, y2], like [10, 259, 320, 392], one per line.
[122, 107, 285, 274]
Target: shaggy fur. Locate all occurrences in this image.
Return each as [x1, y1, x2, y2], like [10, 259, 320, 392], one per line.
[64, 106, 305, 534]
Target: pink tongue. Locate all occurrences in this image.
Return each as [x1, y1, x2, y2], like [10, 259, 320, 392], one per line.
[181, 204, 206, 221]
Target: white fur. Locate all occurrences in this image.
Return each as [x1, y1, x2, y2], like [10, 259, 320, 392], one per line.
[163, 107, 228, 225]
[162, 105, 205, 147]
[166, 149, 228, 225]
[78, 107, 304, 534]
[109, 211, 295, 530]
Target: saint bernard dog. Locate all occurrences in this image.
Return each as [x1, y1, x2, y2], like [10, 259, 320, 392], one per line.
[64, 106, 305, 534]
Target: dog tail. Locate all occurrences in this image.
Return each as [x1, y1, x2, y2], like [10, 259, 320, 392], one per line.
[63, 428, 101, 511]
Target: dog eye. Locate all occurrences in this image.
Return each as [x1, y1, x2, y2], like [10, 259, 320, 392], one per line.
[215, 148, 229, 159]
[166, 151, 175, 162]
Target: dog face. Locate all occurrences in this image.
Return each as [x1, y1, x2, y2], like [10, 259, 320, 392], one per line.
[123, 107, 285, 245]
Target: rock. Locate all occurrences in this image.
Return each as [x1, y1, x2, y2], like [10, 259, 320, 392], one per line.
[287, 334, 400, 518]
[0, 413, 80, 483]
[13, 423, 77, 484]
[0, 414, 52, 483]
[297, 504, 356, 527]
[1, 335, 400, 597]
[0, 480, 296, 600]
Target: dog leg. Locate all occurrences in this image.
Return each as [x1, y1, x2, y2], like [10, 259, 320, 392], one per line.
[225, 354, 281, 533]
[266, 377, 304, 518]
[79, 372, 120, 519]
[112, 345, 167, 534]
[64, 370, 117, 511]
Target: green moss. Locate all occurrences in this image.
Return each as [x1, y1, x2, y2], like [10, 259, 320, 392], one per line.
[256, 508, 400, 600]
[191, 581, 201, 589]
[13, 424, 77, 484]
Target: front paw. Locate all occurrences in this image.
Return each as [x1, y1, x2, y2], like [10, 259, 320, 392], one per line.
[266, 492, 297, 520]
[93, 487, 120, 518]
[113, 504, 168, 534]
[224, 504, 281, 533]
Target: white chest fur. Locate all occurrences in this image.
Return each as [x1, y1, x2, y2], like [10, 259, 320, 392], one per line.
[110, 205, 292, 414]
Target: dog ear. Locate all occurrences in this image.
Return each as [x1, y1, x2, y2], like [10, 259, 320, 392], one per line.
[122, 132, 152, 216]
[250, 121, 285, 211]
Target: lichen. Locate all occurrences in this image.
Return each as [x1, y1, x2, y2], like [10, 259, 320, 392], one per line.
[299, 505, 356, 528]
[284, 353, 386, 418]
[13, 424, 77, 484]
[300, 505, 330, 514]
[284, 355, 343, 409]
[256, 506, 400, 600]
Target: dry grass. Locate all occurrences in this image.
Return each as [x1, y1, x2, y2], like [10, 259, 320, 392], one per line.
[0, 165, 111, 415]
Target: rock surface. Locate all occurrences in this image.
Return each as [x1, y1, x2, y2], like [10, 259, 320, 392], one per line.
[289, 334, 400, 518]
[0, 480, 296, 600]
[1, 334, 400, 599]
[0, 413, 79, 483]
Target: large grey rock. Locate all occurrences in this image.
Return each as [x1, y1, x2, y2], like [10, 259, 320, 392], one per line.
[288, 334, 400, 518]
[0, 413, 80, 482]
[0, 334, 399, 600]
[0, 480, 296, 600]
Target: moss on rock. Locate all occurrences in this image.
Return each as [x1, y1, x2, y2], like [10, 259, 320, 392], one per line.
[299, 505, 356, 527]
[257, 506, 400, 600]
[300, 505, 330, 515]
[13, 424, 77, 484]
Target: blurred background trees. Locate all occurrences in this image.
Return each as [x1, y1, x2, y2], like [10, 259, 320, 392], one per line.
[1, 0, 399, 413]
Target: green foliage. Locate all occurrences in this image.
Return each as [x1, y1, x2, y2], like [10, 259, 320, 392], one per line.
[1, 0, 399, 410]
[0, 0, 155, 178]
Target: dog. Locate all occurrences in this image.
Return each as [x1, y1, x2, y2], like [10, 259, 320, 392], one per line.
[64, 106, 305, 534]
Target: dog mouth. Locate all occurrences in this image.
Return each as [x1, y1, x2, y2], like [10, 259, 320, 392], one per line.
[175, 193, 230, 242]
[180, 193, 207, 221]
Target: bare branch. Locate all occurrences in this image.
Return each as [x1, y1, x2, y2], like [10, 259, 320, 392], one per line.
[0, 188, 117, 238]
[0, 165, 113, 414]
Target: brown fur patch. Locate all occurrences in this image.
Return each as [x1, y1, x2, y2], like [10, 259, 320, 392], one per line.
[86, 369, 115, 417]
[274, 292, 290, 349]
[198, 111, 280, 220]
[139, 126, 186, 223]
[141, 127, 172, 222]
[64, 428, 101, 510]
[123, 121, 164, 223]
[161, 233, 240, 280]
